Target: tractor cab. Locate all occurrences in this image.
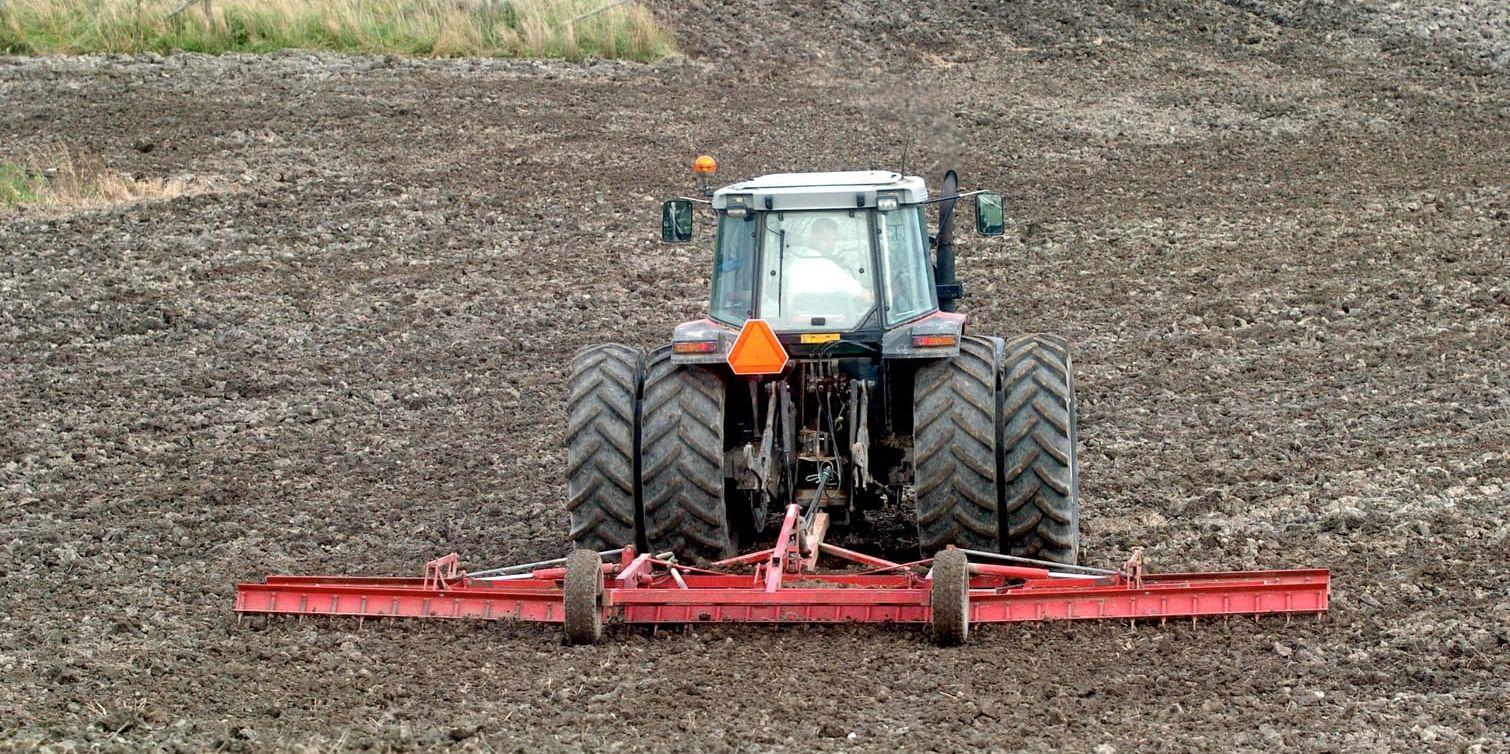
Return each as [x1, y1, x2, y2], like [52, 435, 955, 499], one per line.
[662, 160, 1006, 351]
[703, 171, 935, 333]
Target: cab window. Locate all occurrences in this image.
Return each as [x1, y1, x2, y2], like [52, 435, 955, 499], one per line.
[710, 212, 757, 325]
[757, 210, 877, 331]
[878, 207, 936, 324]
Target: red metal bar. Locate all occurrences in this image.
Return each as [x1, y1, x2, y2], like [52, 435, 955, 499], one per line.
[622, 603, 929, 623]
[854, 558, 933, 575]
[970, 569, 1329, 622]
[763, 504, 802, 592]
[617, 554, 654, 586]
[608, 587, 927, 606]
[235, 581, 565, 621]
[969, 563, 1056, 580]
[710, 548, 777, 568]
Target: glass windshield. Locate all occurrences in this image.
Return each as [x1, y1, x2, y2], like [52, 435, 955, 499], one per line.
[878, 207, 936, 324]
[758, 210, 877, 331]
[710, 212, 758, 324]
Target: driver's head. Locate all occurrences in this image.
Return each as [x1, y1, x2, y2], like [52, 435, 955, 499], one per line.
[811, 218, 839, 254]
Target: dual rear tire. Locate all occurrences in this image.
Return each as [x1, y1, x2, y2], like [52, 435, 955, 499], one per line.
[913, 334, 1080, 564]
[568, 333, 1080, 565]
[999, 334, 1080, 564]
[639, 348, 735, 563]
[566, 344, 732, 564]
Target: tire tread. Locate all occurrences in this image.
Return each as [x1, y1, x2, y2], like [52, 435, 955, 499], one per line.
[999, 333, 1080, 564]
[565, 344, 644, 551]
[640, 347, 733, 563]
[913, 336, 1001, 553]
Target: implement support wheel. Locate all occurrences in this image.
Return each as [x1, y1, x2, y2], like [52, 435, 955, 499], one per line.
[563, 550, 605, 645]
[930, 549, 970, 646]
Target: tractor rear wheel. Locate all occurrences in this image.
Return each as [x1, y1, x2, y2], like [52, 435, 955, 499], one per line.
[999, 334, 1080, 564]
[563, 549, 605, 644]
[640, 346, 734, 564]
[913, 336, 1002, 553]
[930, 548, 970, 646]
[566, 344, 645, 551]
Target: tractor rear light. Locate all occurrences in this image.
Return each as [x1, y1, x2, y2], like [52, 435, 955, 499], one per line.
[673, 340, 720, 354]
[912, 334, 958, 348]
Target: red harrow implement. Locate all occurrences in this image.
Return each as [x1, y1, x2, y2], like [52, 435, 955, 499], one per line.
[236, 504, 1329, 645]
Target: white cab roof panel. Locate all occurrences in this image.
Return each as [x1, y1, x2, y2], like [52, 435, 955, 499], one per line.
[712, 171, 929, 210]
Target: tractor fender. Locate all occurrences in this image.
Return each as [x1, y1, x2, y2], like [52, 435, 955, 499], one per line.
[881, 310, 967, 358]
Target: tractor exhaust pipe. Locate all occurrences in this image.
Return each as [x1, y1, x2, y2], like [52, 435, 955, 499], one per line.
[935, 169, 962, 312]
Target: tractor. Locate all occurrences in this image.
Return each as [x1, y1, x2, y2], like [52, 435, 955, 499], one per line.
[566, 158, 1080, 565]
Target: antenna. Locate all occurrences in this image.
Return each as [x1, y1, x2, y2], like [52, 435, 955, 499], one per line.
[899, 135, 913, 176]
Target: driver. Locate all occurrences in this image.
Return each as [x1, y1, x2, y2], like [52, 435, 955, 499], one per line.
[805, 218, 857, 265]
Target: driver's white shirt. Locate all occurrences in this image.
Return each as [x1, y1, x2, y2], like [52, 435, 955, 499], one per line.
[786, 254, 867, 298]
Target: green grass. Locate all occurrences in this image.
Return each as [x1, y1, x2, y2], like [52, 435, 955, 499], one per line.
[0, 0, 676, 61]
[0, 163, 46, 206]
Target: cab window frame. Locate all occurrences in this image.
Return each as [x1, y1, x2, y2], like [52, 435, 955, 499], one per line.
[878, 205, 939, 327]
[709, 206, 927, 333]
[754, 208, 883, 332]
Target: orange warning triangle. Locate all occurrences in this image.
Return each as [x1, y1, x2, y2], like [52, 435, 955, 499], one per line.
[726, 319, 790, 376]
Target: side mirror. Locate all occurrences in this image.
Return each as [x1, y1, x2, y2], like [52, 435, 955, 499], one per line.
[974, 192, 1005, 236]
[661, 199, 694, 243]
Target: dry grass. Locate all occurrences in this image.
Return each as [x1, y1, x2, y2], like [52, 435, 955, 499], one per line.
[0, 147, 199, 212]
[0, 0, 676, 61]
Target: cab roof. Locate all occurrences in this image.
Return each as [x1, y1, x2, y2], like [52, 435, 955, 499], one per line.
[711, 171, 929, 211]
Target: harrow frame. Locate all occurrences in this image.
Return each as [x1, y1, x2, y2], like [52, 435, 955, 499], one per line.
[236, 505, 1329, 644]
